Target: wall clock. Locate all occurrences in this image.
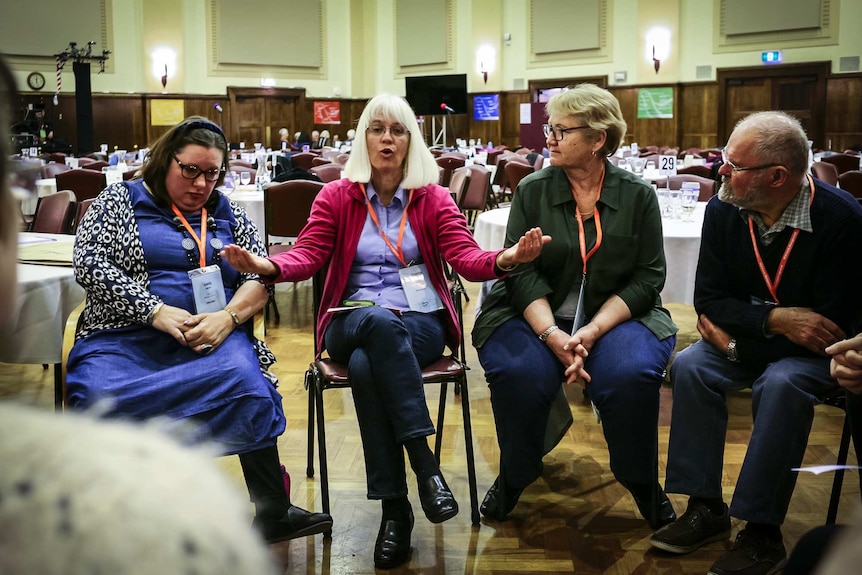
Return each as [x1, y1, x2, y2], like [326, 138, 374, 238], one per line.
[27, 72, 46, 91]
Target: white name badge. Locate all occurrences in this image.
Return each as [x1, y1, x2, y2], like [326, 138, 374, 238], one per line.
[188, 265, 227, 313]
[399, 264, 443, 313]
[659, 154, 678, 176]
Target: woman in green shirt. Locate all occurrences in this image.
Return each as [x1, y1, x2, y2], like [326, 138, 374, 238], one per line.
[474, 84, 677, 529]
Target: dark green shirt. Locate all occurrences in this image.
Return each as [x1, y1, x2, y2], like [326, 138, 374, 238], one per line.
[473, 162, 677, 347]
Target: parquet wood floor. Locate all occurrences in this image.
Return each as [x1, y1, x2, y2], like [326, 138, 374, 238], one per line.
[1, 281, 857, 574]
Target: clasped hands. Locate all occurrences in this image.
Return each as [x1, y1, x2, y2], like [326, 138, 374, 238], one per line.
[544, 323, 601, 386]
[150, 304, 235, 355]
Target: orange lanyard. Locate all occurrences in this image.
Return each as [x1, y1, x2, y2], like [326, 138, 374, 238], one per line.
[362, 183, 413, 267]
[747, 174, 815, 305]
[171, 205, 208, 269]
[574, 168, 605, 275]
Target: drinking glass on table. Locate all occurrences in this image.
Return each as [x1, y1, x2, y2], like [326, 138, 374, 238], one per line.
[239, 171, 251, 186]
[680, 182, 700, 222]
[668, 188, 682, 219]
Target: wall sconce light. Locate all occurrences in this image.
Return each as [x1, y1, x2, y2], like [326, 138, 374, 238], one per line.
[476, 44, 495, 86]
[645, 27, 671, 75]
[151, 47, 177, 90]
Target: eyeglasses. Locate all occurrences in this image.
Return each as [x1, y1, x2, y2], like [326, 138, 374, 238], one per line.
[543, 124, 589, 141]
[366, 124, 409, 138]
[174, 157, 223, 182]
[720, 149, 781, 173]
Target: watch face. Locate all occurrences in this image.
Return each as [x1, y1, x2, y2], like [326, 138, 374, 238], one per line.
[27, 72, 45, 91]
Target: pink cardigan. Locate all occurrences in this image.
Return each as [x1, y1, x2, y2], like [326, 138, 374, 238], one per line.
[267, 178, 506, 356]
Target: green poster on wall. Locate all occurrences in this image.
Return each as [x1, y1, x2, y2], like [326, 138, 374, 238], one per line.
[637, 88, 674, 119]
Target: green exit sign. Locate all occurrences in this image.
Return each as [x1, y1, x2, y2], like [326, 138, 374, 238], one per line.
[762, 51, 782, 64]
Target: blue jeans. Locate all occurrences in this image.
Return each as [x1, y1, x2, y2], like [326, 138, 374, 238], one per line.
[478, 316, 674, 489]
[324, 306, 445, 499]
[665, 339, 837, 525]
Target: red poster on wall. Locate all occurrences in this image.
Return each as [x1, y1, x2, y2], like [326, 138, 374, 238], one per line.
[314, 101, 341, 124]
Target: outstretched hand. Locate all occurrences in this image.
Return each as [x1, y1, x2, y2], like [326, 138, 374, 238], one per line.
[497, 227, 551, 269]
[220, 245, 278, 277]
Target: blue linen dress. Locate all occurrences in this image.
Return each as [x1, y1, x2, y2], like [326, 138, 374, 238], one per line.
[66, 181, 285, 455]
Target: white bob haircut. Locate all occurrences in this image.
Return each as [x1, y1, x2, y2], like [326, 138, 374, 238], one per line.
[344, 94, 440, 190]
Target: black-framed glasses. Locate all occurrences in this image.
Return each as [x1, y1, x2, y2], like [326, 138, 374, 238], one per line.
[543, 123, 589, 141]
[720, 149, 781, 173]
[174, 157, 223, 182]
[366, 123, 410, 138]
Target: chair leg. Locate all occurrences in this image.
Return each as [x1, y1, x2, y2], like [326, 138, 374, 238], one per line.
[458, 374, 480, 525]
[827, 414, 852, 524]
[53, 363, 63, 412]
[434, 382, 448, 463]
[306, 369, 315, 478]
[314, 377, 333, 530]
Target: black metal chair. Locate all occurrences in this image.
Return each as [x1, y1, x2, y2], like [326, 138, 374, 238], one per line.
[304, 269, 480, 530]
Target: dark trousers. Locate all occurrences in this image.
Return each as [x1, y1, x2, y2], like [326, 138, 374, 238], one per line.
[324, 306, 445, 499]
[478, 317, 674, 489]
[665, 340, 836, 524]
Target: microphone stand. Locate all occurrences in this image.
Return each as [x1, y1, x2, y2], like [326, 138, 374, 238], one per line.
[432, 109, 451, 148]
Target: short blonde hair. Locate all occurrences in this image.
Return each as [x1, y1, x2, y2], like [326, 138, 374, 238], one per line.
[343, 94, 439, 189]
[545, 84, 627, 157]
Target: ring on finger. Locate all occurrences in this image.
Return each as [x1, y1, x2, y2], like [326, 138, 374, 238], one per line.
[200, 344, 213, 354]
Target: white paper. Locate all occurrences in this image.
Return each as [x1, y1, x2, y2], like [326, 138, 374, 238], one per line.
[792, 465, 862, 475]
[519, 103, 532, 124]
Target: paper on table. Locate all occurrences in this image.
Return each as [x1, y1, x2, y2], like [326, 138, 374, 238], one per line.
[18, 241, 74, 266]
[18, 234, 57, 245]
[792, 465, 862, 475]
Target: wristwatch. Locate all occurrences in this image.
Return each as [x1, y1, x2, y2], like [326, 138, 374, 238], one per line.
[538, 325, 559, 342]
[726, 338, 740, 362]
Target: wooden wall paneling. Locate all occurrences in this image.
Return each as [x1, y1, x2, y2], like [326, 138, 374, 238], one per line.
[308, 98, 367, 148]
[677, 83, 720, 150]
[609, 87, 637, 146]
[717, 62, 829, 147]
[610, 86, 680, 149]
[230, 87, 306, 149]
[825, 74, 862, 152]
[500, 91, 530, 148]
[92, 95, 147, 155]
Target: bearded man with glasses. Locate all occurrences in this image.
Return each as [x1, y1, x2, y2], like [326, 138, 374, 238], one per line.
[650, 111, 862, 575]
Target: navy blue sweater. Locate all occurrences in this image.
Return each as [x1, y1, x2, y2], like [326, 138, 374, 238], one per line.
[694, 180, 862, 366]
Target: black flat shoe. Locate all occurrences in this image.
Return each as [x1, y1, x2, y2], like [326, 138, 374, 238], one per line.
[254, 505, 333, 544]
[417, 474, 459, 523]
[374, 509, 414, 569]
[480, 476, 523, 521]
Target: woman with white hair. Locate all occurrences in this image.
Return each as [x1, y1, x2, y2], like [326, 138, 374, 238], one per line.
[222, 93, 549, 569]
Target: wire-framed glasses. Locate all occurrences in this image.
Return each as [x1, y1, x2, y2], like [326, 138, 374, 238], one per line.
[366, 124, 409, 138]
[720, 149, 781, 173]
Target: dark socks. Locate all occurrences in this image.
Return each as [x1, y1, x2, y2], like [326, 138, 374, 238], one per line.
[692, 496, 727, 516]
[382, 496, 412, 522]
[403, 436, 439, 483]
[747, 522, 783, 543]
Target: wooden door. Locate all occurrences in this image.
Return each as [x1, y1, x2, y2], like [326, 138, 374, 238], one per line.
[718, 62, 828, 148]
[227, 87, 306, 148]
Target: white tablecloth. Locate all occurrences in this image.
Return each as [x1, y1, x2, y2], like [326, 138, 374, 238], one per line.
[21, 177, 58, 216]
[472, 203, 706, 305]
[0, 234, 85, 365]
[226, 187, 265, 238]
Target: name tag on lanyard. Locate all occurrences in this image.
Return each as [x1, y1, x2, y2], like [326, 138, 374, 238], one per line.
[189, 265, 227, 313]
[399, 263, 443, 313]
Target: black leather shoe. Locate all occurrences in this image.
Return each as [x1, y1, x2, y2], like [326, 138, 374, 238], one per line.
[254, 505, 333, 544]
[480, 476, 523, 521]
[417, 474, 459, 523]
[626, 482, 678, 530]
[374, 509, 414, 569]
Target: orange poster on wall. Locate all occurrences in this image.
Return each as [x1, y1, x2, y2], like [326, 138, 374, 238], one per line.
[313, 101, 341, 124]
